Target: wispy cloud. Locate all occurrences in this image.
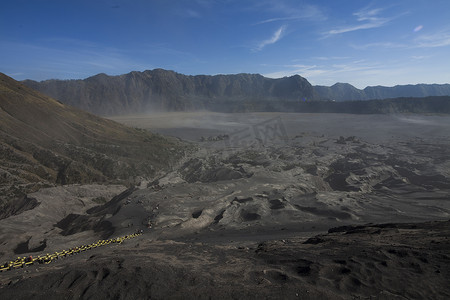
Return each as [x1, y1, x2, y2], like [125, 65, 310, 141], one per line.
[410, 55, 430, 60]
[354, 8, 384, 22]
[255, 2, 326, 24]
[350, 41, 407, 50]
[256, 16, 303, 25]
[324, 6, 390, 36]
[415, 30, 450, 48]
[254, 25, 286, 51]
[350, 29, 450, 50]
[0, 40, 149, 80]
[186, 9, 201, 18]
[264, 64, 325, 79]
[263, 60, 386, 88]
[327, 22, 385, 35]
[413, 25, 423, 32]
[265, 58, 448, 88]
[311, 56, 351, 61]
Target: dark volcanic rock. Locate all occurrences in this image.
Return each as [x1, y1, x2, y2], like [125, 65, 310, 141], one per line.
[0, 196, 40, 220]
[1, 220, 449, 299]
[180, 158, 252, 183]
[55, 213, 114, 238]
[14, 238, 47, 254]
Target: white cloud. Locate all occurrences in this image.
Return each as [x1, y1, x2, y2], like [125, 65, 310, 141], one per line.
[350, 29, 450, 49]
[256, 16, 302, 25]
[254, 25, 286, 51]
[415, 30, 450, 48]
[350, 41, 407, 50]
[324, 6, 390, 36]
[410, 55, 430, 60]
[311, 56, 350, 61]
[413, 25, 423, 32]
[354, 8, 384, 22]
[326, 22, 387, 35]
[264, 63, 326, 79]
[255, 3, 327, 24]
[186, 9, 201, 18]
[264, 66, 325, 79]
[261, 57, 450, 88]
[262, 60, 387, 88]
[0, 40, 149, 80]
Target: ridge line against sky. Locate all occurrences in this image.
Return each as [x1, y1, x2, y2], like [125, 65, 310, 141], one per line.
[1, 0, 450, 89]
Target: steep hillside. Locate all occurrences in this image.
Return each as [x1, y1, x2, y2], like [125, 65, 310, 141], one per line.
[315, 82, 450, 101]
[23, 69, 318, 116]
[0, 73, 185, 218]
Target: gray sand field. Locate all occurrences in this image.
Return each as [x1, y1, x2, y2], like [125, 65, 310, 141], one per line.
[110, 112, 450, 143]
[109, 112, 450, 240]
[1, 112, 450, 299]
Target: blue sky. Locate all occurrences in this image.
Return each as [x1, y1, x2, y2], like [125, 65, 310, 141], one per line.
[1, 0, 450, 88]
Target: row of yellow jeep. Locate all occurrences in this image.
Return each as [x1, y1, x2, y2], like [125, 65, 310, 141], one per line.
[0, 232, 142, 272]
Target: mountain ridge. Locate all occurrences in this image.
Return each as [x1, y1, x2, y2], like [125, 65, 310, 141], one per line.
[23, 69, 318, 116]
[315, 82, 450, 101]
[21, 69, 450, 115]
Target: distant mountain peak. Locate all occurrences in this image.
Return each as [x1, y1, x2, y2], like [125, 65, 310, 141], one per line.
[332, 82, 354, 87]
